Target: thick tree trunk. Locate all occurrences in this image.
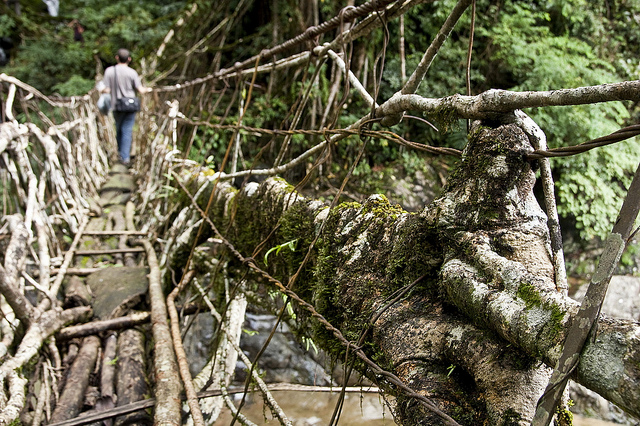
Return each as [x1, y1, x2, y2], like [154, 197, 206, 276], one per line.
[167, 116, 640, 424]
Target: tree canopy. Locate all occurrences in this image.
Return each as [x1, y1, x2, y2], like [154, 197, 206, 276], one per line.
[7, 0, 634, 244]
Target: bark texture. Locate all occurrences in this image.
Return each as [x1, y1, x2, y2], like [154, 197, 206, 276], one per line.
[50, 335, 101, 423]
[166, 117, 640, 424]
[115, 328, 149, 426]
[135, 239, 182, 425]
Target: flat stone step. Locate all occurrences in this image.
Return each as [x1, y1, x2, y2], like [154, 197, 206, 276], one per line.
[110, 164, 130, 174]
[86, 267, 149, 320]
[99, 190, 131, 207]
[101, 174, 135, 193]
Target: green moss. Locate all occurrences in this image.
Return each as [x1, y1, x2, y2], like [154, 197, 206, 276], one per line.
[337, 201, 362, 211]
[385, 215, 442, 291]
[430, 103, 458, 131]
[307, 196, 446, 370]
[500, 408, 523, 425]
[278, 201, 316, 290]
[516, 281, 542, 308]
[105, 236, 118, 249]
[271, 176, 296, 192]
[450, 405, 478, 425]
[517, 281, 566, 342]
[555, 400, 574, 426]
[549, 304, 565, 330]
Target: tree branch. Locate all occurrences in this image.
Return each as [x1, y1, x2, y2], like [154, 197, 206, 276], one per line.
[402, 0, 473, 95]
[533, 159, 640, 425]
[166, 118, 640, 422]
[377, 81, 640, 121]
[166, 270, 205, 426]
[0, 216, 36, 325]
[134, 239, 182, 425]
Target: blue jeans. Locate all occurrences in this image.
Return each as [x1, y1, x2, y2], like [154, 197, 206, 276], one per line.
[112, 111, 136, 163]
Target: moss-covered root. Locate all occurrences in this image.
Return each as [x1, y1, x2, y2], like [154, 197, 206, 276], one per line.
[431, 120, 640, 419]
[375, 295, 550, 425]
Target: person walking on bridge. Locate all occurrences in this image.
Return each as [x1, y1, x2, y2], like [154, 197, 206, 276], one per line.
[102, 48, 151, 165]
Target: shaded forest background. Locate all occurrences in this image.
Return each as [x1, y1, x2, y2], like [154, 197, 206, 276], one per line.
[2, 0, 640, 277]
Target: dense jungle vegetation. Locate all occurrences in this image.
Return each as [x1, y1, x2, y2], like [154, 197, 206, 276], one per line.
[2, 0, 640, 270]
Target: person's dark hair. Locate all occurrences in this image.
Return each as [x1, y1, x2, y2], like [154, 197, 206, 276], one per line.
[116, 48, 131, 63]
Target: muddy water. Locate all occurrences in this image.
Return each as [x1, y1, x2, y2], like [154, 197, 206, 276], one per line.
[217, 390, 393, 425]
[216, 390, 620, 425]
[573, 415, 624, 426]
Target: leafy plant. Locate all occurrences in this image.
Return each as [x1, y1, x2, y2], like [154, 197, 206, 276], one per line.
[264, 239, 297, 266]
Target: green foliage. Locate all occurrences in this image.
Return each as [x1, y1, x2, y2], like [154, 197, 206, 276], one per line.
[3, 0, 187, 94]
[7, 38, 94, 94]
[96, 0, 183, 58]
[52, 74, 95, 96]
[189, 126, 226, 166]
[264, 239, 297, 266]
[0, 15, 16, 37]
[555, 142, 639, 239]
[481, 1, 639, 239]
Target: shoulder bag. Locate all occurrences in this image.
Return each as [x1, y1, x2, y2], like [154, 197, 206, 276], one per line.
[112, 66, 140, 113]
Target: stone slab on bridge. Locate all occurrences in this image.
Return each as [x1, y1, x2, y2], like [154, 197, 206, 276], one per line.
[99, 164, 135, 207]
[86, 266, 149, 319]
[85, 162, 149, 319]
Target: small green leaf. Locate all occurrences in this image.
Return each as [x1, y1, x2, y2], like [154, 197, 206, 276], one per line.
[264, 239, 298, 266]
[446, 364, 456, 377]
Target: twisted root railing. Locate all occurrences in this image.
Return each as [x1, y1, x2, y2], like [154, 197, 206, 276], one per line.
[132, 1, 640, 425]
[0, 74, 115, 425]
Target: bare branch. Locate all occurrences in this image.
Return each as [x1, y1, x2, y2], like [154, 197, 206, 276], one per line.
[0, 74, 86, 108]
[515, 111, 567, 294]
[155, 0, 421, 92]
[533, 159, 640, 425]
[378, 81, 640, 120]
[191, 279, 292, 426]
[0, 371, 27, 425]
[528, 123, 640, 159]
[0, 307, 92, 378]
[402, 0, 473, 95]
[166, 270, 205, 426]
[38, 216, 89, 313]
[0, 217, 36, 325]
[327, 49, 377, 108]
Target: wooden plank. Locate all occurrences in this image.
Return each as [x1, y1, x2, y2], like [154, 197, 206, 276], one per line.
[82, 231, 148, 236]
[74, 248, 145, 255]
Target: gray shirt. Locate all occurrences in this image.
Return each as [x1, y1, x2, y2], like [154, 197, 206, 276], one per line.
[104, 64, 142, 100]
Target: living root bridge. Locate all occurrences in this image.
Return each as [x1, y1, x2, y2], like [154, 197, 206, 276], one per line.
[168, 118, 640, 424]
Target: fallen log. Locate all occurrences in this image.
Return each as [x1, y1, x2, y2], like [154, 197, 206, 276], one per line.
[50, 335, 101, 423]
[64, 275, 92, 307]
[74, 248, 145, 256]
[129, 238, 182, 424]
[100, 333, 117, 404]
[115, 329, 149, 426]
[57, 304, 202, 340]
[57, 312, 151, 341]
